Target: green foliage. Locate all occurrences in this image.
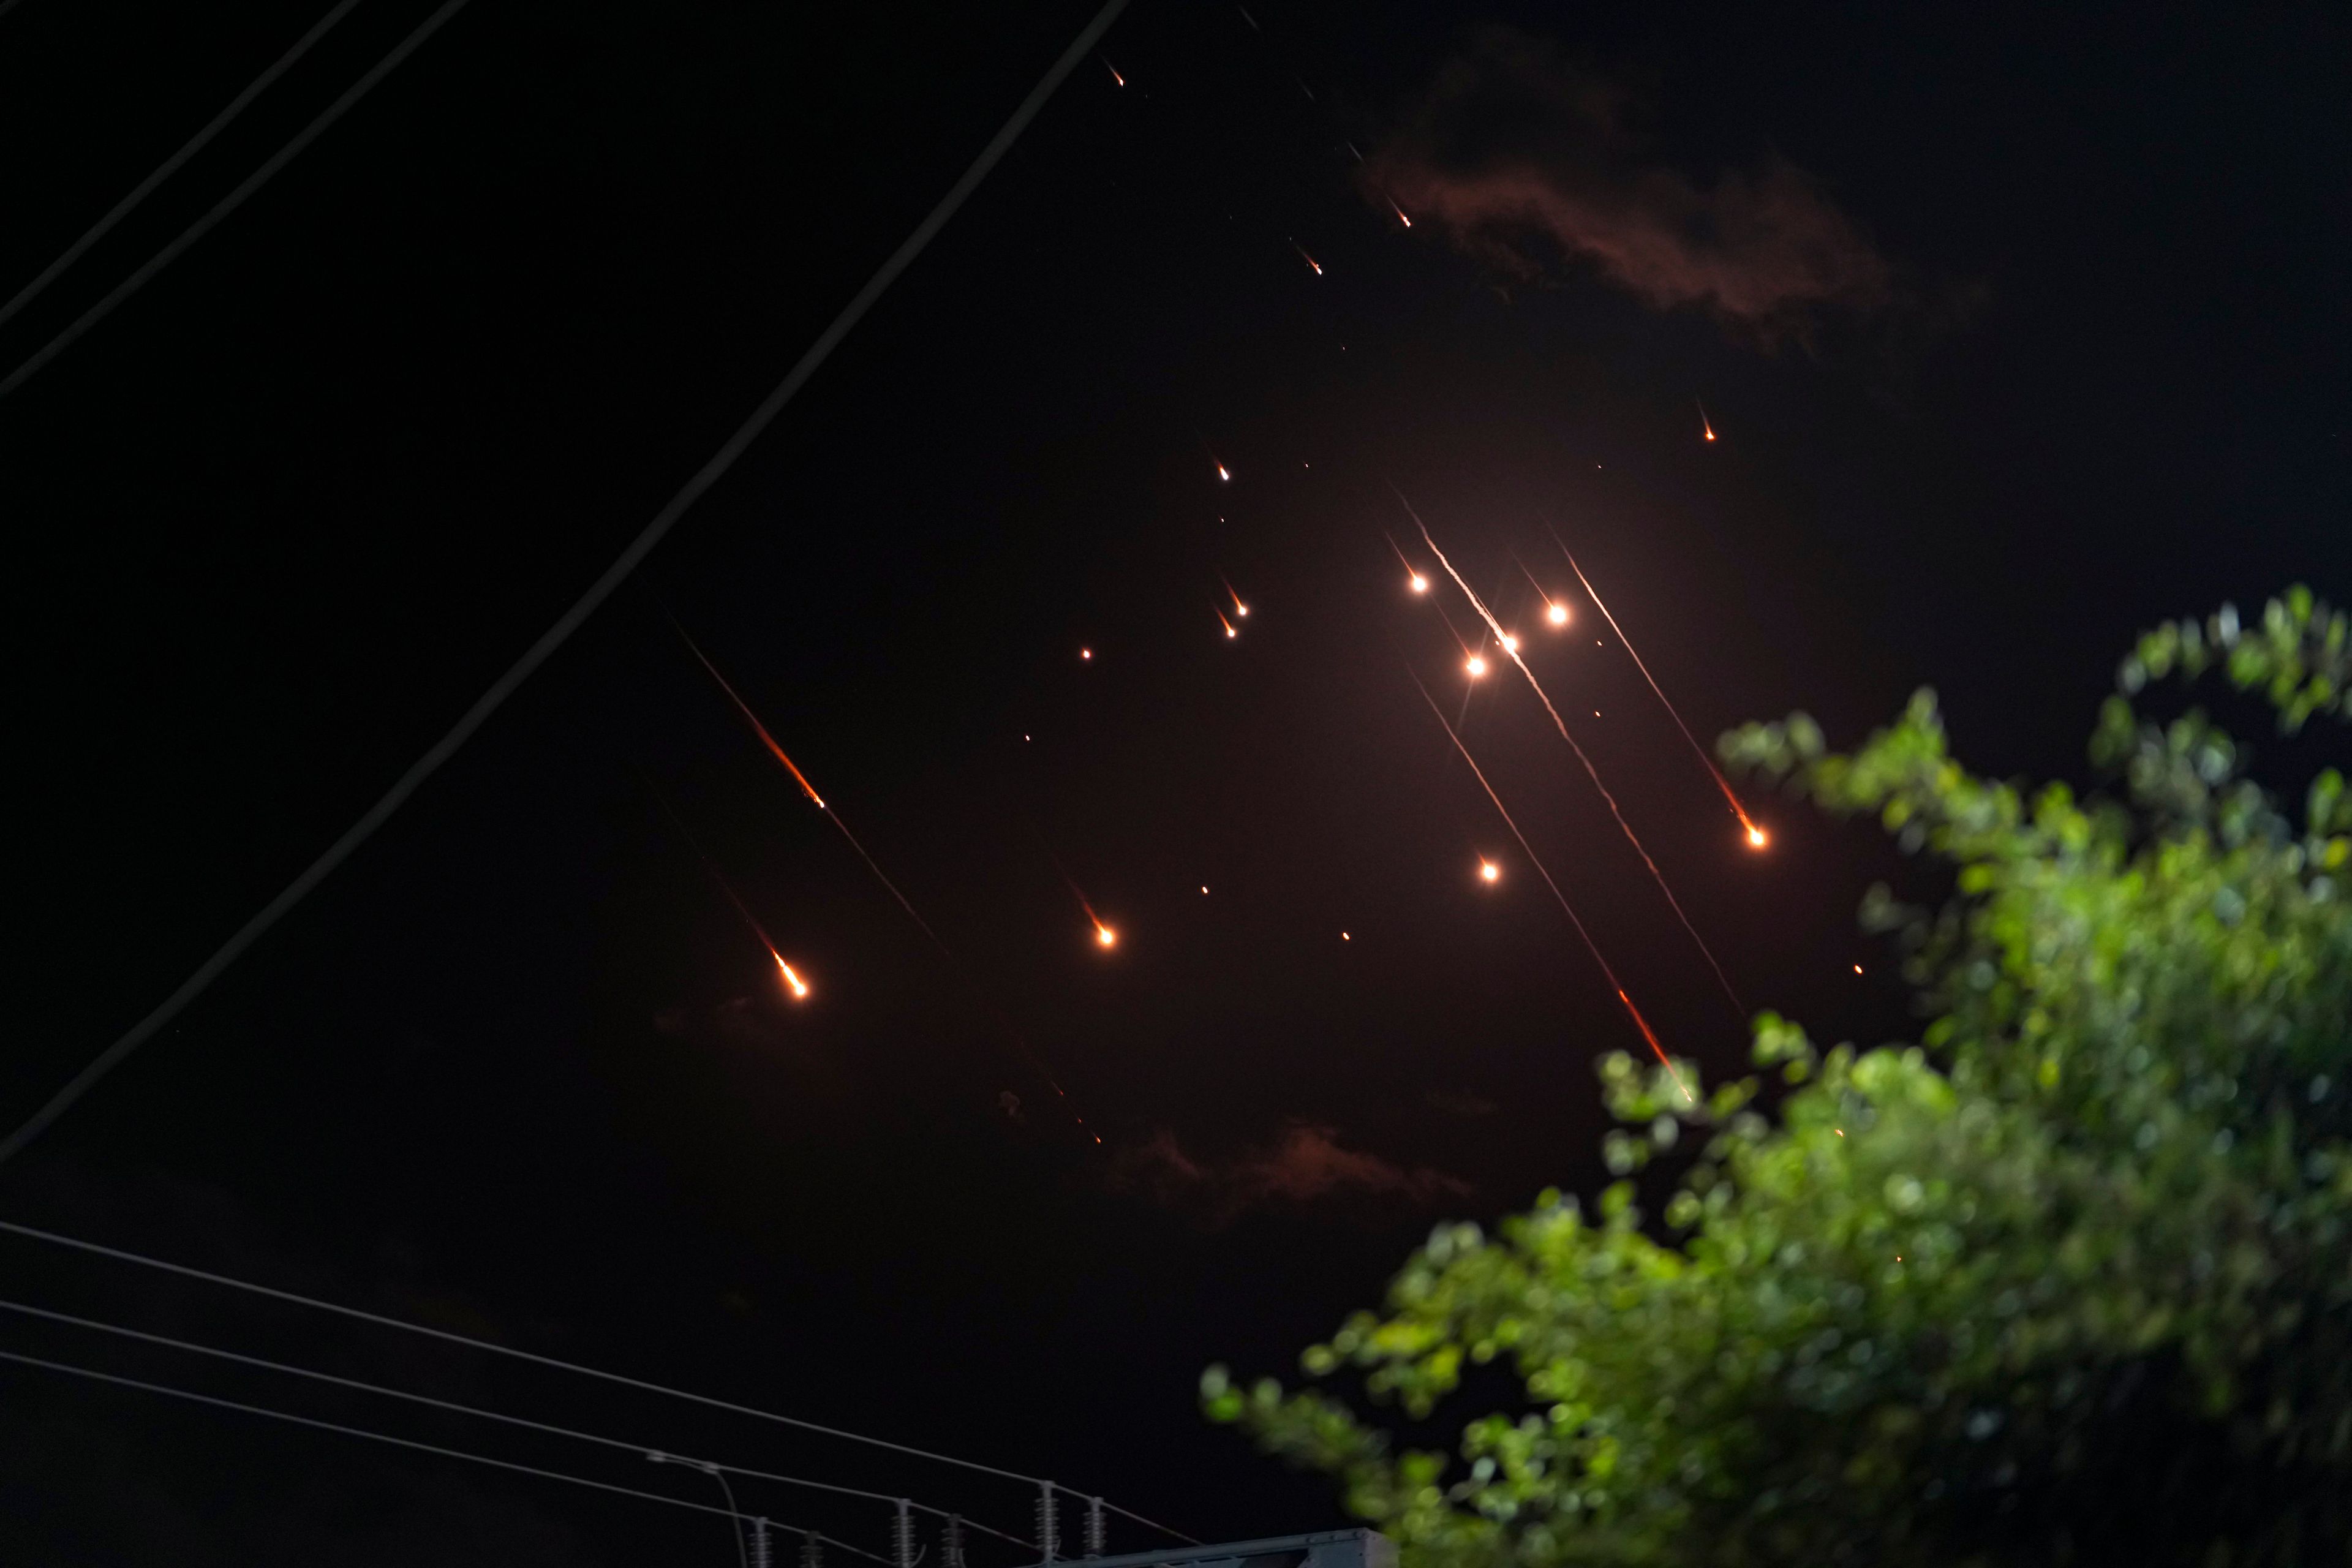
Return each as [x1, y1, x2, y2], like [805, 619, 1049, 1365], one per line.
[1206, 589, 2352, 1567]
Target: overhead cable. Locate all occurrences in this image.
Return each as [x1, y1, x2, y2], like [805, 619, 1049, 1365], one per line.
[0, 0, 476, 398]
[0, 0, 368, 336]
[0, 1216, 1193, 1547]
[0, 0, 1133, 1166]
[0, 1343, 890, 1561]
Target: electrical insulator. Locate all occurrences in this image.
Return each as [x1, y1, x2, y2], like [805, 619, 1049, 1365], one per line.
[1036, 1484, 1060, 1563]
[750, 1519, 774, 1568]
[801, 1531, 824, 1568]
[894, 1501, 918, 1568]
[943, 1516, 967, 1568]
[1085, 1497, 1106, 1558]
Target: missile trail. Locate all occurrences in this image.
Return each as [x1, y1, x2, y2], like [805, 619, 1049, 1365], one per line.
[1397, 495, 1746, 1017]
[1404, 666, 1689, 1100]
[637, 769, 810, 1001]
[674, 624, 827, 809]
[672, 625, 1099, 1140]
[1553, 530, 1766, 849]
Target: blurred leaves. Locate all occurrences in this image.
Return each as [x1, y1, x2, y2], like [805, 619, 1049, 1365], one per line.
[1205, 590, 2352, 1567]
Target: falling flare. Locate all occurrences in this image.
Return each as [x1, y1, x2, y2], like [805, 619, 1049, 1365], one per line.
[1698, 398, 1717, 442]
[1411, 574, 1429, 594]
[1095, 923, 1118, 948]
[1464, 654, 1488, 678]
[1404, 666, 1689, 1100]
[777, 956, 811, 1000]
[1479, 859, 1500, 883]
[1389, 201, 1412, 228]
[1554, 531, 1770, 851]
[1384, 531, 1431, 595]
[1547, 601, 1570, 626]
[1499, 633, 1520, 654]
[1102, 58, 1125, 86]
[1216, 606, 1238, 639]
[1289, 239, 1323, 276]
[635, 767, 813, 1009]
[674, 625, 826, 809]
[1401, 500, 1745, 1017]
[674, 627, 1099, 1138]
[1216, 463, 1231, 482]
[1080, 647, 1093, 661]
[1219, 573, 1250, 619]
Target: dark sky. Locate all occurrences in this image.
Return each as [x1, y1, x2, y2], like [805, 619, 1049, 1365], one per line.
[1, 0, 2346, 1561]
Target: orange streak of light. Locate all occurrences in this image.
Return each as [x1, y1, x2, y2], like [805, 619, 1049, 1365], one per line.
[1404, 666, 1690, 1101]
[1697, 398, 1717, 442]
[1390, 202, 1412, 228]
[1553, 531, 1767, 850]
[777, 956, 810, 1000]
[1102, 58, 1125, 86]
[1216, 606, 1237, 639]
[1218, 573, 1249, 617]
[675, 628, 827, 810]
[1402, 499, 1746, 1017]
[1289, 239, 1323, 276]
[673, 630, 1100, 1140]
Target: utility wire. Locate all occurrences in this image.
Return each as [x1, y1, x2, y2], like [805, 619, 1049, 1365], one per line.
[0, 1216, 1195, 1546]
[0, 0, 1133, 1166]
[0, 1344, 891, 1561]
[0, 0, 368, 336]
[0, 1292, 1027, 1545]
[0, 0, 476, 398]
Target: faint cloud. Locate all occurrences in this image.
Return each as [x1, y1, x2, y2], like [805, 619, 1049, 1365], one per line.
[1114, 1122, 1470, 1224]
[1368, 28, 1890, 343]
[1424, 1088, 1498, 1118]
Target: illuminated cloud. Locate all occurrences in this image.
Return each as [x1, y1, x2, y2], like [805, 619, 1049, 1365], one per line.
[1114, 1122, 1469, 1224]
[1368, 28, 1890, 342]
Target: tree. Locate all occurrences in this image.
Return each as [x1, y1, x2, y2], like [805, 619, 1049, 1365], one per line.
[1205, 589, 2352, 1567]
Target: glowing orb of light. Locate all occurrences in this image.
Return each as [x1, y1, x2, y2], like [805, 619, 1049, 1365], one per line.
[1080, 647, 1093, 660]
[777, 959, 810, 1000]
[1746, 826, 1768, 849]
[1095, 924, 1118, 948]
[1235, 603, 1249, 617]
[1479, 859, 1500, 883]
[1499, 633, 1520, 654]
[1408, 573, 1428, 594]
[1216, 466, 1231, 482]
[1547, 602, 1569, 626]
[1465, 654, 1488, 677]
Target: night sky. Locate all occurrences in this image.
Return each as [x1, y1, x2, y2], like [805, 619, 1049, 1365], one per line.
[2, 1, 2346, 1561]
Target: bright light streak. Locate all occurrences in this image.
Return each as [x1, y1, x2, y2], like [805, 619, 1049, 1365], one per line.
[1411, 574, 1428, 593]
[1102, 58, 1125, 86]
[1390, 202, 1412, 228]
[1095, 924, 1118, 948]
[1216, 607, 1238, 639]
[1698, 398, 1717, 442]
[1290, 239, 1323, 276]
[1547, 601, 1570, 627]
[1217, 464, 1231, 482]
[1404, 500, 1745, 1017]
[1464, 654, 1488, 677]
[777, 956, 810, 1000]
[1403, 665, 1690, 1101]
[674, 627, 827, 809]
[1554, 530, 1771, 853]
[1499, 633, 1520, 654]
[1080, 647, 1093, 661]
[1479, 859, 1499, 883]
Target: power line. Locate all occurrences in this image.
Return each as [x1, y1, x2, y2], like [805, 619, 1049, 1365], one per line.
[0, 0, 1133, 1167]
[0, 1216, 1195, 1546]
[0, 1343, 892, 1561]
[0, 1291, 1028, 1545]
[0, 0, 368, 336]
[0, 0, 477, 399]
